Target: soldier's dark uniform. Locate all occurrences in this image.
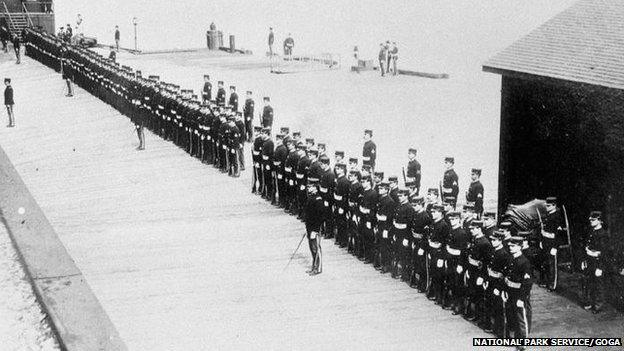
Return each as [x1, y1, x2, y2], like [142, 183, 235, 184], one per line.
[261, 128, 275, 200]
[358, 176, 378, 262]
[410, 198, 431, 291]
[390, 189, 414, 280]
[243, 92, 255, 141]
[465, 220, 493, 323]
[226, 116, 242, 176]
[273, 135, 289, 206]
[466, 168, 484, 217]
[305, 181, 325, 275]
[262, 97, 273, 128]
[485, 230, 512, 337]
[228, 86, 239, 111]
[406, 148, 422, 196]
[376, 182, 397, 273]
[216, 82, 226, 106]
[442, 157, 459, 209]
[428, 205, 449, 303]
[202, 75, 212, 104]
[362, 129, 377, 171]
[445, 211, 470, 313]
[333, 164, 351, 247]
[581, 211, 608, 313]
[295, 144, 311, 218]
[347, 170, 363, 253]
[252, 127, 264, 193]
[539, 197, 564, 290]
[284, 141, 301, 212]
[504, 237, 533, 340]
[319, 157, 336, 238]
[388, 176, 400, 203]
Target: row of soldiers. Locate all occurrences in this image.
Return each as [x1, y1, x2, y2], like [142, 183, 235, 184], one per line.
[22, 28, 609, 346]
[23, 28, 274, 175]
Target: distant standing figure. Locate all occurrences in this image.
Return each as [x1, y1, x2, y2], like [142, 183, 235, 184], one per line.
[65, 24, 73, 42]
[76, 14, 83, 35]
[12, 34, 20, 64]
[0, 26, 9, 53]
[390, 41, 399, 75]
[261, 96, 273, 128]
[378, 43, 387, 76]
[202, 74, 212, 103]
[4, 78, 14, 127]
[268, 27, 274, 56]
[385, 40, 392, 74]
[114, 25, 120, 51]
[283, 33, 294, 57]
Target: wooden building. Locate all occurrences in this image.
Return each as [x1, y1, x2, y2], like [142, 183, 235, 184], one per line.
[1, 0, 55, 37]
[483, 0, 624, 255]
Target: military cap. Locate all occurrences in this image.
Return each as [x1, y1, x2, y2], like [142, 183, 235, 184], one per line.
[471, 168, 482, 176]
[361, 175, 372, 182]
[283, 136, 293, 145]
[489, 230, 506, 241]
[203, 74, 210, 78]
[135, 70, 142, 77]
[408, 148, 417, 155]
[378, 180, 390, 188]
[427, 188, 439, 195]
[462, 204, 475, 211]
[373, 172, 384, 179]
[364, 129, 373, 136]
[226, 115, 235, 121]
[246, 90, 252, 94]
[187, 89, 195, 94]
[507, 236, 524, 246]
[397, 188, 410, 196]
[410, 196, 425, 205]
[3, 78, 10, 83]
[589, 211, 602, 220]
[192, 94, 198, 100]
[280, 127, 290, 135]
[335, 163, 347, 170]
[388, 176, 398, 182]
[261, 127, 271, 135]
[546, 197, 557, 204]
[445, 196, 456, 202]
[349, 157, 358, 164]
[276, 133, 285, 140]
[307, 179, 319, 187]
[447, 211, 461, 218]
[218, 80, 224, 84]
[307, 148, 319, 156]
[292, 131, 301, 137]
[229, 85, 236, 90]
[361, 165, 372, 173]
[431, 204, 445, 212]
[319, 155, 330, 164]
[296, 143, 307, 150]
[405, 181, 415, 187]
[349, 169, 361, 178]
[263, 96, 270, 101]
[305, 138, 315, 145]
[444, 157, 455, 163]
[148, 75, 159, 81]
[469, 220, 483, 228]
[335, 151, 345, 157]
[483, 211, 497, 219]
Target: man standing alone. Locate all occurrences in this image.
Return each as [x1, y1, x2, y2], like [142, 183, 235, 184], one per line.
[378, 43, 387, 76]
[114, 25, 120, 51]
[4, 78, 14, 127]
[268, 27, 275, 56]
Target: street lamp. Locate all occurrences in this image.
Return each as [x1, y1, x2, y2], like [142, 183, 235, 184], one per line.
[132, 17, 138, 51]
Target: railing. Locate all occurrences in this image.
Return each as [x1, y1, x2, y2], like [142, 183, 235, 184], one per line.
[22, 2, 34, 28]
[22, 1, 53, 14]
[2, 2, 17, 33]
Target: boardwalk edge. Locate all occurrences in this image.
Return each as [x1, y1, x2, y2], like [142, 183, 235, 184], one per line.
[0, 145, 127, 351]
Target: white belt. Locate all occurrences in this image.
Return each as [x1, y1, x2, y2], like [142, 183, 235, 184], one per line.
[362, 156, 370, 161]
[284, 167, 292, 172]
[319, 187, 328, 193]
[505, 277, 521, 289]
[262, 156, 269, 160]
[296, 174, 304, 179]
[334, 194, 343, 201]
[446, 246, 461, 256]
[359, 206, 370, 214]
[468, 257, 481, 267]
[412, 233, 423, 240]
[393, 222, 407, 229]
[488, 268, 502, 278]
[586, 248, 601, 257]
[542, 231, 555, 239]
[252, 151, 260, 156]
[277, 174, 283, 179]
[273, 161, 281, 166]
[376, 214, 387, 221]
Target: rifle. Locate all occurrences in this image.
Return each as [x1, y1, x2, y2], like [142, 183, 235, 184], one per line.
[501, 290, 508, 338]
[402, 167, 407, 187]
[283, 232, 308, 272]
[561, 205, 574, 268]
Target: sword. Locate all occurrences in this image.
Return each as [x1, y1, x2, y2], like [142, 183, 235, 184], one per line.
[283, 232, 308, 272]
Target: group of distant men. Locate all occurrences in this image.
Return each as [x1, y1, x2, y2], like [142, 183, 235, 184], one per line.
[18, 27, 611, 350]
[378, 40, 398, 76]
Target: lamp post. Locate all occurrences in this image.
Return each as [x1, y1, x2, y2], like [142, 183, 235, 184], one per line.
[132, 17, 138, 51]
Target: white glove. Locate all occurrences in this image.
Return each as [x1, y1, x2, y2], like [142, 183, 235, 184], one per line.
[324, 201, 329, 207]
[456, 265, 463, 274]
[501, 291, 509, 302]
[493, 288, 500, 296]
[476, 277, 484, 286]
[382, 230, 388, 239]
[338, 208, 344, 214]
[436, 259, 444, 268]
[417, 248, 424, 256]
[595, 269, 603, 277]
[550, 248, 557, 256]
[516, 300, 525, 308]
[310, 231, 317, 240]
[366, 222, 372, 229]
[581, 261, 587, 270]
[402, 239, 409, 247]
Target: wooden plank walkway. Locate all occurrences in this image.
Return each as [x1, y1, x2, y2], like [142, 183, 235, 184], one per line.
[1, 57, 622, 350]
